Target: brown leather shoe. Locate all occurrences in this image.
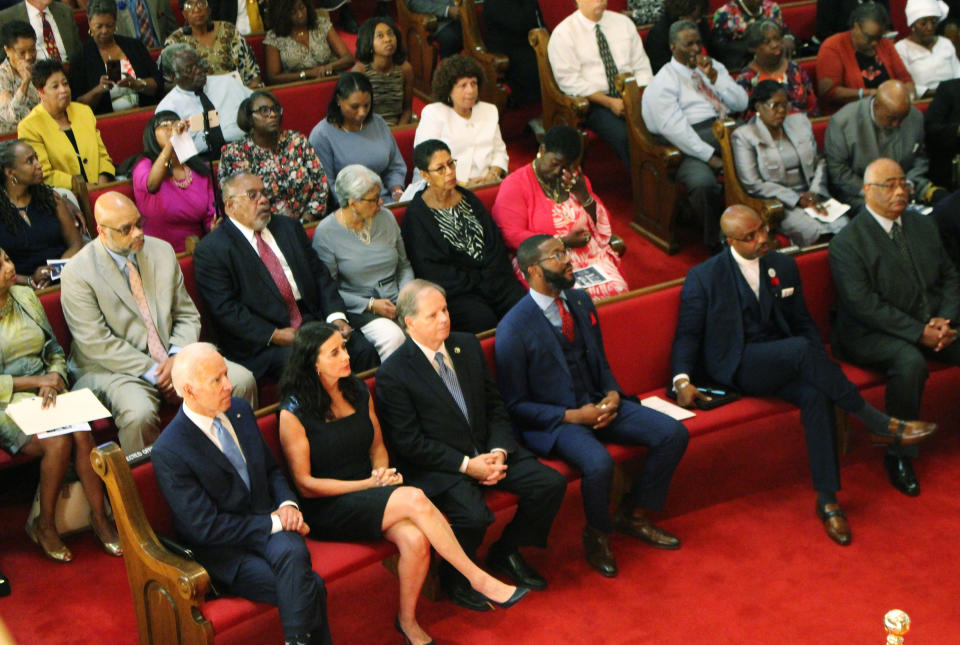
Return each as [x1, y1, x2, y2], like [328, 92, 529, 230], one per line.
[816, 503, 851, 546]
[582, 527, 617, 577]
[613, 507, 681, 549]
[869, 418, 937, 446]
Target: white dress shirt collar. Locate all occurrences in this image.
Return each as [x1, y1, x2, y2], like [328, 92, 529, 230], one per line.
[182, 402, 242, 458]
[411, 335, 453, 372]
[729, 245, 761, 300]
[865, 204, 900, 235]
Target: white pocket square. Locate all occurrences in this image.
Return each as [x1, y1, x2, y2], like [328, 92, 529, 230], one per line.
[781, 286, 795, 297]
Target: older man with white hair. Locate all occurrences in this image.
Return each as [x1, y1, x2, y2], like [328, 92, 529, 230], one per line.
[152, 342, 332, 645]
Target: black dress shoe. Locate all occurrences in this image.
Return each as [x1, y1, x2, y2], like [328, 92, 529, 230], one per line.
[0, 569, 9, 597]
[884, 454, 920, 496]
[444, 583, 492, 612]
[582, 526, 617, 577]
[486, 547, 548, 590]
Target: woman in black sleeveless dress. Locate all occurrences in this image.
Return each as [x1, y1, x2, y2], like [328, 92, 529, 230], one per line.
[278, 323, 524, 645]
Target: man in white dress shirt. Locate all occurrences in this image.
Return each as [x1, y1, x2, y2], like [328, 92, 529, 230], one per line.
[548, 0, 653, 167]
[0, 0, 79, 63]
[641, 20, 748, 250]
[156, 43, 252, 160]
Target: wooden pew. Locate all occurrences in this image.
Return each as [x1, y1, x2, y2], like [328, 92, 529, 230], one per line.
[528, 27, 590, 138]
[618, 74, 683, 254]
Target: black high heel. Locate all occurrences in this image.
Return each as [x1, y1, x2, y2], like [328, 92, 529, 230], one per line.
[394, 615, 434, 645]
[479, 585, 531, 609]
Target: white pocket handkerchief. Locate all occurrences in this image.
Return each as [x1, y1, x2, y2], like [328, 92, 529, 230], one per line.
[781, 286, 795, 297]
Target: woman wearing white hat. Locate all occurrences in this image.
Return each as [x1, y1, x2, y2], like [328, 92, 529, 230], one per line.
[895, 0, 960, 96]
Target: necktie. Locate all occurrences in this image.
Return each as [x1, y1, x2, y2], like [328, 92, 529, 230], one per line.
[255, 231, 302, 329]
[40, 13, 60, 62]
[195, 89, 226, 158]
[246, 0, 264, 33]
[555, 297, 575, 343]
[126, 259, 168, 363]
[692, 69, 728, 119]
[214, 417, 250, 490]
[595, 24, 620, 98]
[434, 353, 469, 421]
[133, 0, 159, 48]
[891, 222, 930, 319]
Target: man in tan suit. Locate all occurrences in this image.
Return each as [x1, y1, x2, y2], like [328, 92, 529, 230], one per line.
[60, 192, 257, 455]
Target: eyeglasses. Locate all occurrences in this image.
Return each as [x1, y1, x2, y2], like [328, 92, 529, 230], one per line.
[729, 223, 769, 243]
[100, 217, 143, 236]
[227, 189, 266, 202]
[865, 179, 914, 193]
[251, 105, 282, 116]
[762, 100, 789, 111]
[354, 194, 382, 204]
[182, 0, 208, 9]
[538, 249, 570, 264]
[155, 120, 177, 130]
[427, 159, 457, 174]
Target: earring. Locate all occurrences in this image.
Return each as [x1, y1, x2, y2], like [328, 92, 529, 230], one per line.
[536, 151, 542, 160]
[11, 176, 17, 185]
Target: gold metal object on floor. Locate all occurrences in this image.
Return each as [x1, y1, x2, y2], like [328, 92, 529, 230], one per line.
[884, 609, 910, 644]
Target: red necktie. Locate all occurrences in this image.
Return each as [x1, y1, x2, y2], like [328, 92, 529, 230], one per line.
[41, 13, 60, 62]
[255, 231, 302, 329]
[555, 298, 575, 343]
[693, 69, 727, 119]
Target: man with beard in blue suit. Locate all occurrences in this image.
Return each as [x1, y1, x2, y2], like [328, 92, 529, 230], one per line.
[495, 234, 689, 578]
[671, 204, 936, 546]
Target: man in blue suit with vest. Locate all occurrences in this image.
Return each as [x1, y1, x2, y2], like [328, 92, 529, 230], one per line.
[151, 343, 332, 645]
[671, 205, 937, 546]
[495, 234, 689, 578]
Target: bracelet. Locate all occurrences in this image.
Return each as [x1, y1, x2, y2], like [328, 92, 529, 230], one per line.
[367, 297, 375, 312]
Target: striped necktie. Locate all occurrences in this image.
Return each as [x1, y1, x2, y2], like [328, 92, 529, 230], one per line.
[133, 0, 159, 48]
[126, 259, 168, 363]
[214, 417, 250, 490]
[434, 352, 469, 421]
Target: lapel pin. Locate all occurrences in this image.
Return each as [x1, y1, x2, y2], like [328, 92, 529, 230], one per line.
[454, 347, 461, 354]
[767, 268, 776, 278]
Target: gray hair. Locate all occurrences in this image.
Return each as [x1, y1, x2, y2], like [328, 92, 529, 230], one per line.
[158, 42, 197, 80]
[395, 279, 446, 332]
[334, 164, 384, 206]
[220, 171, 258, 200]
[171, 342, 220, 396]
[669, 19, 698, 45]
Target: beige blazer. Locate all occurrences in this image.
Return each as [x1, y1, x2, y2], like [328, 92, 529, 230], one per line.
[59, 236, 201, 380]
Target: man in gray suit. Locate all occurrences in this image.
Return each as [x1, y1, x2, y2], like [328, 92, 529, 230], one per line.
[0, 0, 80, 63]
[825, 80, 941, 210]
[60, 192, 257, 455]
[830, 158, 960, 497]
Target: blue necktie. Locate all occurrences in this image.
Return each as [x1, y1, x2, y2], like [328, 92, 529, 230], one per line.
[214, 417, 250, 490]
[435, 352, 469, 421]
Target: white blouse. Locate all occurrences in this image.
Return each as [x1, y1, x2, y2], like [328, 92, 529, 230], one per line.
[413, 101, 508, 184]
[895, 36, 960, 96]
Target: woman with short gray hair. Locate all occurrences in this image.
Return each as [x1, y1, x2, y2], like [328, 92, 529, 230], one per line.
[312, 164, 413, 360]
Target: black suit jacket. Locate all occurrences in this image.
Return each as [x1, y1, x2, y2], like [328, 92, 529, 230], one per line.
[494, 289, 620, 455]
[924, 78, 960, 187]
[829, 207, 960, 351]
[672, 249, 822, 387]
[375, 332, 531, 497]
[192, 215, 346, 374]
[69, 35, 162, 115]
[0, 1, 80, 63]
[151, 397, 296, 584]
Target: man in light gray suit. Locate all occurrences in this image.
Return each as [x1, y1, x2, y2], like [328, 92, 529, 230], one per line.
[60, 192, 257, 455]
[825, 79, 941, 210]
[0, 0, 80, 63]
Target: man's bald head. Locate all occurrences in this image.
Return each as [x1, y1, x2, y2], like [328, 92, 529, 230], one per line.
[721, 205, 772, 260]
[95, 191, 144, 255]
[863, 158, 910, 219]
[873, 80, 911, 129]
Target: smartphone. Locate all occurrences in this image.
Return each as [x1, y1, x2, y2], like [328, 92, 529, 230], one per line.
[106, 58, 121, 82]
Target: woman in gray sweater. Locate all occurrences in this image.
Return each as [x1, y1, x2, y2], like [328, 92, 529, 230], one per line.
[312, 164, 413, 360]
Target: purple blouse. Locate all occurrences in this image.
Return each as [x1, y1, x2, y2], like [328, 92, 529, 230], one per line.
[132, 157, 216, 253]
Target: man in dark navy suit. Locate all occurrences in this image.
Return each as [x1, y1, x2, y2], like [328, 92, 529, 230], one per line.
[151, 343, 332, 645]
[671, 205, 936, 545]
[494, 234, 688, 578]
[376, 279, 565, 611]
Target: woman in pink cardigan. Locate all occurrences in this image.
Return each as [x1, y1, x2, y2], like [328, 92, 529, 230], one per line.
[816, 2, 914, 111]
[491, 125, 628, 300]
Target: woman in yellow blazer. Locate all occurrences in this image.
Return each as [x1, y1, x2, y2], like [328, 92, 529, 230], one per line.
[17, 60, 114, 191]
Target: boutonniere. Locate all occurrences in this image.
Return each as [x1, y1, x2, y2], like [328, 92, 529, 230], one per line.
[768, 267, 780, 288]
